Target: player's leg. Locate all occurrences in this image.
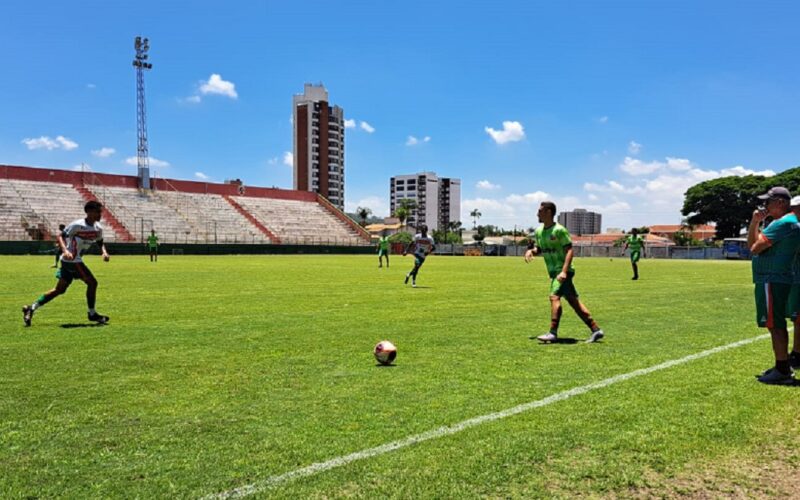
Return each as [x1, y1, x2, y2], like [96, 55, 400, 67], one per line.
[76, 263, 109, 323]
[385, 252, 389, 268]
[756, 283, 793, 384]
[378, 250, 383, 268]
[631, 251, 639, 280]
[537, 294, 562, 343]
[563, 277, 603, 343]
[154, 248, 158, 262]
[23, 277, 71, 326]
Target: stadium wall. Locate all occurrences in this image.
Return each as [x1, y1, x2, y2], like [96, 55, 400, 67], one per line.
[0, 241, 374, 255]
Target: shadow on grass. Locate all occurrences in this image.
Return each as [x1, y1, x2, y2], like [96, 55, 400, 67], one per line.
[375, 364, 398, 368]
[60, 323, 107, 329]
[528, 336, 579, 344]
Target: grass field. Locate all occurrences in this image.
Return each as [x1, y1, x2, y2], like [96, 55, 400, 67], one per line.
[1, 254, 799, 498]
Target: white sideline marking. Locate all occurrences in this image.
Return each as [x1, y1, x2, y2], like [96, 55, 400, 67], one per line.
[203, 334, 769, 499]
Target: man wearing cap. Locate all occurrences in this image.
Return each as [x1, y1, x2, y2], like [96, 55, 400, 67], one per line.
[784, 196, 800, 372]
[748, 186, 800, 385]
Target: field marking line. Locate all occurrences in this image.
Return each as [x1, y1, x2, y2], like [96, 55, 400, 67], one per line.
[202, 333, 770, 499]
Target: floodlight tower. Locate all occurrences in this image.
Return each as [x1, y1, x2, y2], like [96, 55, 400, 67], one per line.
[133, 36, 153, 189]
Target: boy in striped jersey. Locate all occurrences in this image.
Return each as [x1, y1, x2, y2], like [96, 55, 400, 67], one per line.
[22, 200, 111, 326]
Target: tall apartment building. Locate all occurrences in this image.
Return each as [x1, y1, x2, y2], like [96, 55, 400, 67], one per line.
[293, 83, 345, 211]
[558, 208, 602, 235]
[389, 172, 461, 232]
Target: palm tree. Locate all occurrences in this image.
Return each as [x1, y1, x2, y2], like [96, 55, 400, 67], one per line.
[397, 199, 417, 232]
[446, 220, 463, 243]
[470, 209, 481, 229]
[356, 206, 372, 226]
[395, 207, 409, 231]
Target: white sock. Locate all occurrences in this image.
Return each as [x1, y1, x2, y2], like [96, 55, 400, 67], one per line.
[31, 302, 41, 311]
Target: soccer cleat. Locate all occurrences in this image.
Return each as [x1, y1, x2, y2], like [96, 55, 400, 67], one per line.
[790, 351, 800, 370]
[88, 312, 110, 324]
[586, 330, 605, 343]
[412, 282, 417, 288]
[404, 274, 410, 285]
[537, 332, 557, 343]
[756, 368, 795, 386]
[22, 305, 34, 327]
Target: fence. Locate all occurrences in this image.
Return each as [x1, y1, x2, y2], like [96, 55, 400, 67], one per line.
[429, 244, 733, 260]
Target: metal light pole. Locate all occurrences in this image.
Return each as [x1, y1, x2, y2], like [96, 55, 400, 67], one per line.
[133, 36, 153, 190]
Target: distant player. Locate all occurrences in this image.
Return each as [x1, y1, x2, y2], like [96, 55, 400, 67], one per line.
[22, 200, 111, 326]
[525, 201, 604, 343]
[51, 223, 66, 268]
[403, 225, 435, 288]
[377, 232, 390, 268]
[147, 229, 159, 262]
[623, 228, 645, 280]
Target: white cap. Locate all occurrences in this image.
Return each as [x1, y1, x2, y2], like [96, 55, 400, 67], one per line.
[791, 196, 800, 207]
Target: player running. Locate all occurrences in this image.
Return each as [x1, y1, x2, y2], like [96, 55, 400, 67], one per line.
[377, 231, 390, 268]
[623, 228, 645, 280]
[22, 200, 111, 326]
[147, 229, 159, 262]
[525, 201, 604, 344]
[403, 225, 435, 288]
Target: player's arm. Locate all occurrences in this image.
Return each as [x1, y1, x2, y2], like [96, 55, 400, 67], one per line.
[524, 236, 540, 262]
[60, 225, 76, 260]
[97, 239, 110, 261]
[403, 240, 414, 256]
[749, 209, 770, 254]
[557, 244, 574, 282]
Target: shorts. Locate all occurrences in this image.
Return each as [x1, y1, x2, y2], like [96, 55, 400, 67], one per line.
[549, 272, 578, 298]
[378, 248, 388, 257]
[149, 246, 158, 254]
[414, 253, 426, 266]
[630, 250, 641, 263]
[754, 282, 792, 329]
[56, 261, 96, 285]
[788, 284, 800, 321]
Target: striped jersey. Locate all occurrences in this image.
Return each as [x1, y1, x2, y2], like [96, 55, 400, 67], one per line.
[61, 218, 104, 264]
[411, 234, 435, 256]
[752, 212, 800, 284]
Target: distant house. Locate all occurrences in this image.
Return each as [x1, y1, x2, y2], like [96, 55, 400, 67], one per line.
[648, 224, 716, 241]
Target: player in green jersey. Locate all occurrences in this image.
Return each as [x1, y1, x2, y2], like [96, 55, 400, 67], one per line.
[749, 186, 800, 385]
[147, 230, 159, 262]
[623, 228, 645, 280]
[524, 201, 604, 344]
[377, 232, 390, 268]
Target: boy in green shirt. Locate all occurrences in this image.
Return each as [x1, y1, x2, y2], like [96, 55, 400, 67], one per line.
[147, 230, 159, 262]
[525, 202, 604, 343]
[623, 228, 645, 280]
[377, 232, 390, 268]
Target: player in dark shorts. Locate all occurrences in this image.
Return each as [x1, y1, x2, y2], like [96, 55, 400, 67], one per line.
[623, 228, 645, 280]
[147, 230, 159, 262]
[22, 201, 111, 326]
[377, 232, 390, 268]
[403, 225, 435, 288]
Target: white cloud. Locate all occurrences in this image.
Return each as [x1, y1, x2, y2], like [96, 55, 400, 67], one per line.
[406, 135, 431, 146]
[596, 116, 609, 124]
[125, 156, 170, 168]
[345, 196, 389, 217]
[267, 157, 278, 165]
[91, 147, 116, 158]
[199, 73, 238, 99]
[628, 141, 642, 155]
[344, 119, 356, 129]
[476, 180, 501, 191]
[195, 172, 209, 180]
[22, 135, 78, 151]
[185, 95, 202, 104]
[360, 121, 375, 133]
[720, 165, 776, 177]
[484, 121, 525, 145]
[283, 151, 293, 167]
[86, 83, 96, 89]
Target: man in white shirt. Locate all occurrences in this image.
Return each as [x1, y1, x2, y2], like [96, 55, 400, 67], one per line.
[23, 200, 111, 326]
[403, 225, 436, 288]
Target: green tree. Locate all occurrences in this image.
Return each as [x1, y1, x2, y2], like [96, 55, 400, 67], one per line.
[681, 174, 769, 239]
[388, 231, 413, 244]
[356, 206, 372, 226]
[470, 209, 482, 229]
[395, 199, 417, 232]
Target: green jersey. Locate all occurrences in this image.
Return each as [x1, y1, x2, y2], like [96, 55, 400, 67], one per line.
[378, 236, 389, 251]
[752, 213, 800, 284]
[626, 234, 644, 252]
[147, 234, 159, 248]
[533, 223, 574, 277]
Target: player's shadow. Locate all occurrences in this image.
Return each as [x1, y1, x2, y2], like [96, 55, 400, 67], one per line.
[411, 286, 431, 289]
[529, 336, 579, 344]
[375, 364, 398, 368]
[60, 323, 107, 329]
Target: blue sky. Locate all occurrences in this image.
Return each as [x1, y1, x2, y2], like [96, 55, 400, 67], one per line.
[2, 0, 798, 230]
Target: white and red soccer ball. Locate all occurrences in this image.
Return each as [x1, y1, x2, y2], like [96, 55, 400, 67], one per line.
[374, 340, 397, 365]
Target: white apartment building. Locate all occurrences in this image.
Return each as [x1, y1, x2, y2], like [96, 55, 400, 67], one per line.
[390, 172, 461, 232]
[558, 208, 602, 235]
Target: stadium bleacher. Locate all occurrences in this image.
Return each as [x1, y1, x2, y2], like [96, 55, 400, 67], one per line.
[0, 166, 370, 246]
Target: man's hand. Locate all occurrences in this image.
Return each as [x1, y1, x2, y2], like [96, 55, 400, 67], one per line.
[62, 251, 74, 261]
[102, 253, 110, 262]
[402, 252, 407, 257]
[524, 249, 535, 263]
[556, 271, 568, 283]
[751, 208, 767, 224]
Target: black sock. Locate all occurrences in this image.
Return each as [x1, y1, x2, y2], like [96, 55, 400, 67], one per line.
[776, 360, 791, 375]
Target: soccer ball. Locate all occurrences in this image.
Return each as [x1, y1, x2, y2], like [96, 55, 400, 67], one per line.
[374, 340, 397, 365]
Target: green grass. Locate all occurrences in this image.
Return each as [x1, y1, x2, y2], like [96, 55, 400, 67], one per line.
[1, 254, 798, 498]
